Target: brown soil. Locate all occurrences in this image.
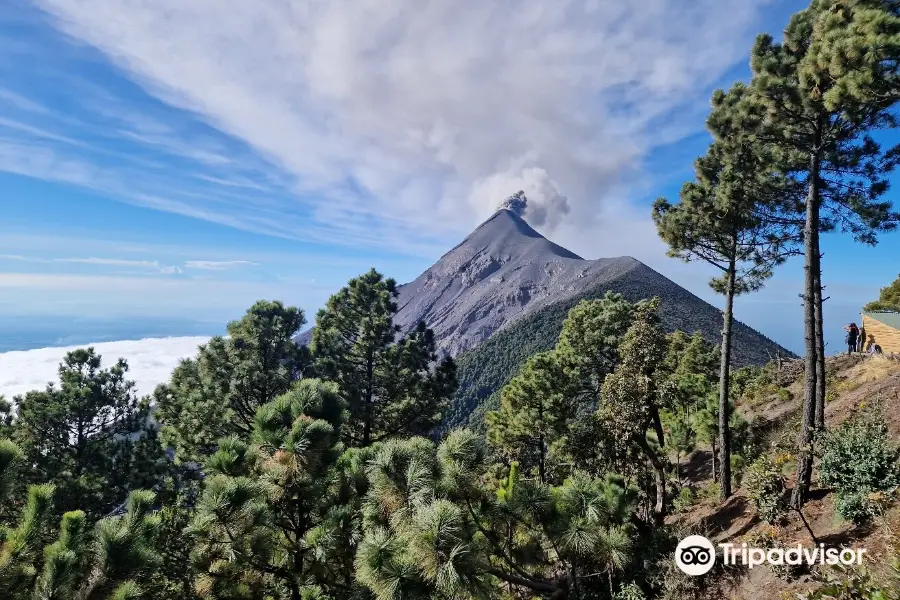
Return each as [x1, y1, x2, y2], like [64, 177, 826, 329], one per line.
[667, 353, 900, 599]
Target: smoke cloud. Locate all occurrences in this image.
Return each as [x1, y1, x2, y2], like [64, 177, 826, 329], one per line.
[29, 0, 777, 256]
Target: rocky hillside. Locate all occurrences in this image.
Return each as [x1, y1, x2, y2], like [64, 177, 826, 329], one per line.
[669, 354, 900, 599]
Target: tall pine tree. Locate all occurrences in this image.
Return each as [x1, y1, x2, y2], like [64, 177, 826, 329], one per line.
[11, 348, 166, 517]
[311, 269, 456, 447]
[156, 300, 308, 462]
[653, 85, 798, 500]
[748, 0, 900, 506]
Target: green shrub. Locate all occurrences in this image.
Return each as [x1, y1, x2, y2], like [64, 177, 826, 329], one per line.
[800, 565, 890, 600]
[730, 453, 747, 488]
[673, 487, 696, 512]
[699, 481, 720, 501]
[818, 407, 900, 524]
[614, 581, 646, 600]
[744, 454, 787, 524]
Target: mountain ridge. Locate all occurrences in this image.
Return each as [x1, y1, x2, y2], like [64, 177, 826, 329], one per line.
[391, 209, 646, 356]
[299, 208, 792, 368]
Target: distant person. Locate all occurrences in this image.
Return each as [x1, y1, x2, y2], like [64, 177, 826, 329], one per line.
[865, 335, 882, 354]
[858, 325, 866, 352]
[844, 323, 860, 355]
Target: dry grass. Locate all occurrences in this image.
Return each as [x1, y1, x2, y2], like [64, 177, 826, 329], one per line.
[847, 355, 900, 385]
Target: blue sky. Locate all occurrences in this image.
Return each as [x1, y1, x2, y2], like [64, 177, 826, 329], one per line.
[0, 0, 897, 356]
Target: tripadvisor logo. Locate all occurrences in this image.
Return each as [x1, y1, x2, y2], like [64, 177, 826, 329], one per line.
[675, 535, 716, 576]
[675, 535, 867, 576]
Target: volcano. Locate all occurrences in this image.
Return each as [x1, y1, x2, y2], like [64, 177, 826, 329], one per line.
[389, 207, 788, 366]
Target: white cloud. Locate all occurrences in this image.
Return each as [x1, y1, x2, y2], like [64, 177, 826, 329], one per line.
[0, 336, 209, 399]
[54, 256, 168, 269]
[185, 260, 257, 270]
[29, 0, 778, 259]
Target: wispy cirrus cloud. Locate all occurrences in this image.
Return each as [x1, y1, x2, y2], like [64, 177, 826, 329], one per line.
[53, 257, 180, 273]
[185, 260, 257, 271]
[0, 0, 792, 261]
[0, 253, 183, 274]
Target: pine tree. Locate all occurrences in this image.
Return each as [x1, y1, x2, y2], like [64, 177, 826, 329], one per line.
[804, 0, 900, 110]
[748, 1, 900, 507]
[356, 430, 638, 599]
[11, 348, 166, 517]
[553, 293, 637, 399]
[486, 351, 574, 483]
[598, 298, 672, 525]
[865, 272, 900, 312]
[311, 269, 456, 447]
[187, 379, 369, 600]
[654, 84, 799, 500]
[156, 300, 309, 462]
[486, 292, 635, 483]
[0, 482, 161, 600]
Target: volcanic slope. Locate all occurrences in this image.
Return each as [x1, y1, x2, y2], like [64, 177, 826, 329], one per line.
[391, 208, 789, 363]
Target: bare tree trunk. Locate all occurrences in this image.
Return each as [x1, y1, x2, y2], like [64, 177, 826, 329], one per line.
[792, 146, 821, 510]
[638, 439, 666, 526]
[813, 243, 826, 431]
[718, 258, 737, 500]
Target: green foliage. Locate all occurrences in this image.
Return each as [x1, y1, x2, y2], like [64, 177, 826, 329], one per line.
[801, 564, 895, 600]
[803, 0, 900, 111]
[664, 331, 719, 395]
[312, 268, 456, 447]
[0, 438, 23, 522]
[666, 411, 696, 483]
[486, 292, 635, 481]
[11, 348, 166, 516]
[0, 486, 161, 600]
[0, 396, 13, 432]
[598, 298, 673, 523]
[555, 293, 637, 394]
[614, 581, 647, 600]
[673, 487, 697, 513]
[744, 454, 788, 524]
[188, 378, 368, 599]
[357, 430, 640, 599]
[818, 406, 900, 523]
[486, 350, 575, 482]
[156, 300, 308, 463]
[865, 272, 900, 312]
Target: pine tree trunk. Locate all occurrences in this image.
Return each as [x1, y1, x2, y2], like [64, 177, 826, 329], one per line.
[638, 439, 666, 526]
[652, 457, 666, 527]
[538, 402, 546, 484]
[538, 432, 546, 485]
[813, 242, 826, 430]
[792, 144, 821, 510]
[718, 258, 736, 500]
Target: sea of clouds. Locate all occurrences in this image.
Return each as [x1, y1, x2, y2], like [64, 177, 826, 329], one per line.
[0, 336, 209, 400]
